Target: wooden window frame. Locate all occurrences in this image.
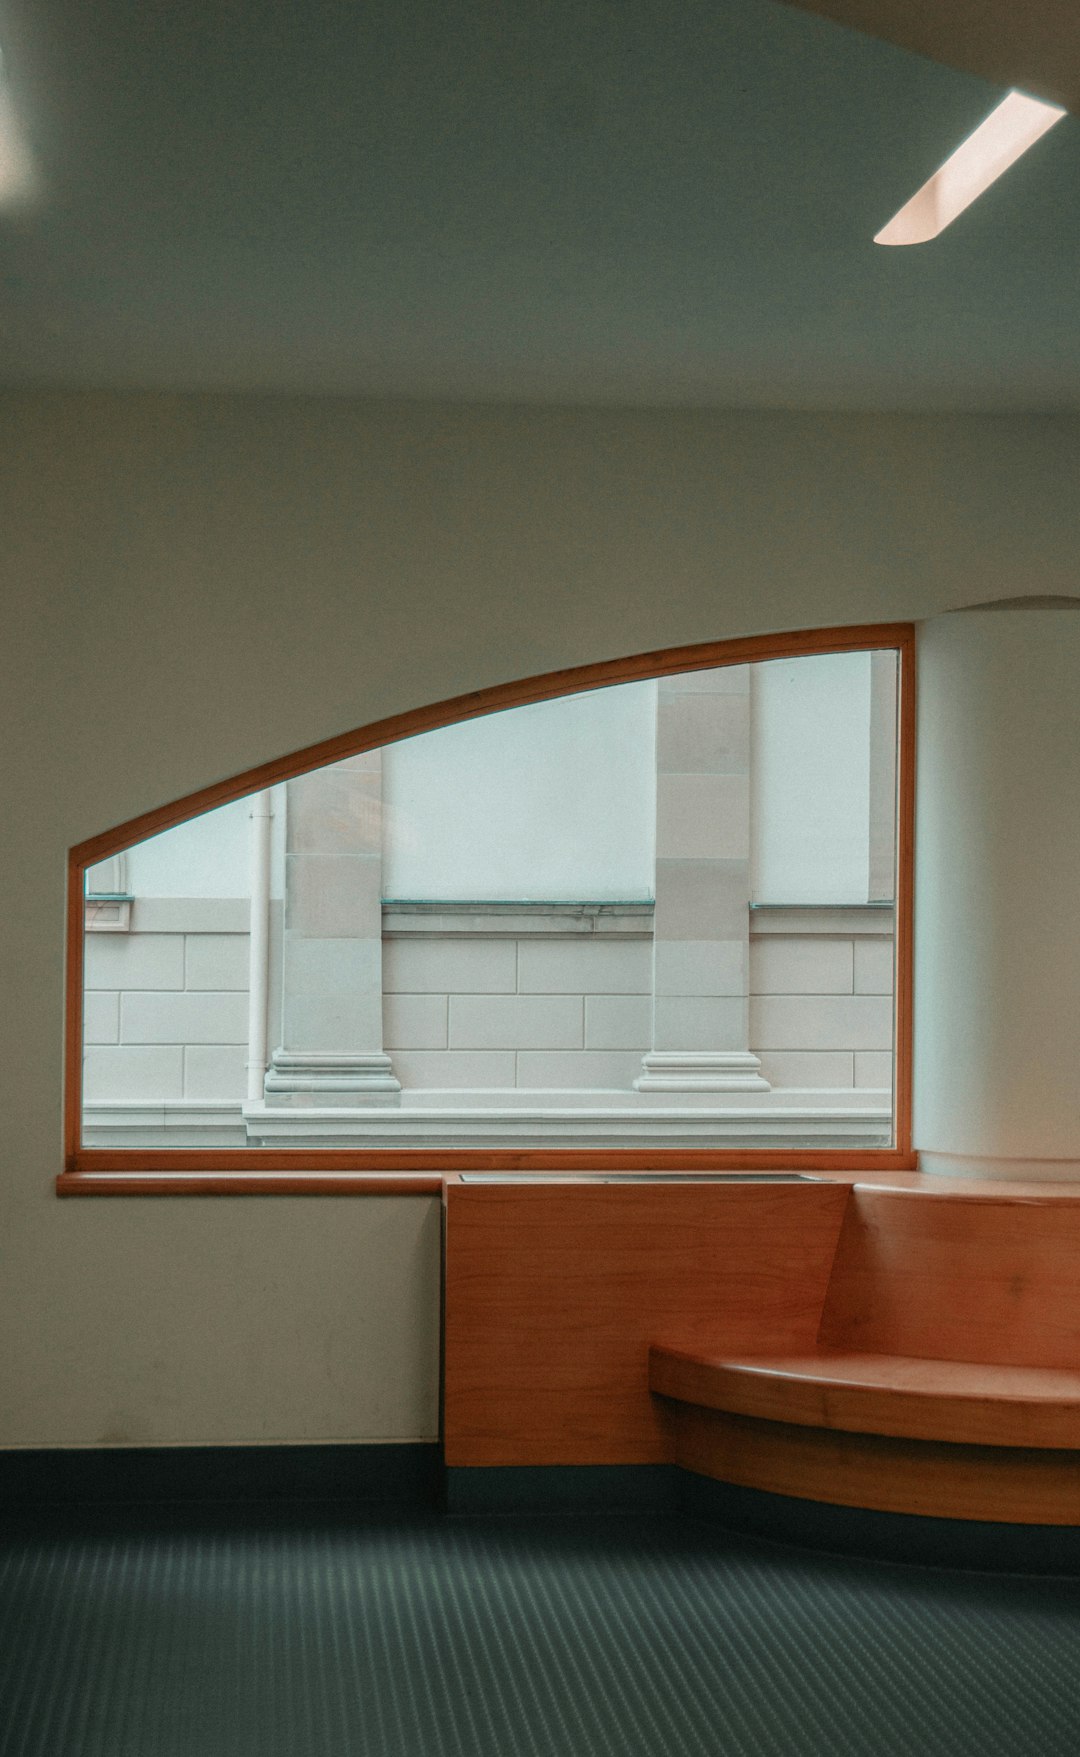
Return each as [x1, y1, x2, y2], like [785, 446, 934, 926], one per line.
[59, 622, 916, 1195]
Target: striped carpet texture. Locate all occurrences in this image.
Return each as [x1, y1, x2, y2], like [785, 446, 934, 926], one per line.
[2, 1507, 1079, 1756]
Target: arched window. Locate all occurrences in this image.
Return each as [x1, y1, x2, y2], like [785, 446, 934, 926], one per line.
[63, 625, 914, 1192]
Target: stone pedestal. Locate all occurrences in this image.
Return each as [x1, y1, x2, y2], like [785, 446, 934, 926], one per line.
[266, 752, 400, 1105]
[636, 666, 768, 1093]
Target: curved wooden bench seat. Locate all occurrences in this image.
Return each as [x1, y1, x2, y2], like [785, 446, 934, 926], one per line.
[649, 1344, 1080, 1450]
[649, 1185, 1080, 1524]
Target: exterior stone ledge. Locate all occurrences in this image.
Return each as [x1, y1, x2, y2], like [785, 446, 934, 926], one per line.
[750, 904, 894, 937]
[242, 1099, 890, 1149]
[81, 1100, 247, 1148]
[81, 1093, 891, 1150]
[382, 900, 654, 938]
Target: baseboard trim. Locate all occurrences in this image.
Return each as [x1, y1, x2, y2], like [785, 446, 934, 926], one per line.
[444, 1464, 680, 1516]
[443, 1463, 1080, 1571]
[677, 1473, 1080, 1575]
[0, 1443, 441, 1509]
[7, 1450, 1079, 1571]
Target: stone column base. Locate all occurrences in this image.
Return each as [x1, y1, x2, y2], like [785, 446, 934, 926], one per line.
[264, 1051, 401, 1106]
[634, 1051, 770, 1093]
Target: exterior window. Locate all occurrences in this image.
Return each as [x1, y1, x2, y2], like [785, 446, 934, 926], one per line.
[65, 628, 913, 1180]
[84, 854, 132, 933]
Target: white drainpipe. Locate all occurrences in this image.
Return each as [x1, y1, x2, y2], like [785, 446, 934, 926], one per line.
[246, 789, 273, 1102]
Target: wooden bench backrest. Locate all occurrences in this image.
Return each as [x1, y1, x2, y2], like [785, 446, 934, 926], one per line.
[818, 1188, 1080, 1368]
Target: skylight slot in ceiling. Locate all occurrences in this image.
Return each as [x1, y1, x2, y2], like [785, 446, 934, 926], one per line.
[875, 90, 1066, 245]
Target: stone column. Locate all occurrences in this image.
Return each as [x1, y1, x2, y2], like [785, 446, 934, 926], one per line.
[265, 752, 400, 1103]
[914, 601, 1080, 1178]
[636, 666, 768, 1092]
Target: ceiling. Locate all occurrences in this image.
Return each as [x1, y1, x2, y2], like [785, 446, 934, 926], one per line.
[788, 0, 1080, 116]
[0, 0, 1076, 410]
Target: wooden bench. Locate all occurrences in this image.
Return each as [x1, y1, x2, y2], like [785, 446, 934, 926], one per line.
[650, 1185, 1080, 1524]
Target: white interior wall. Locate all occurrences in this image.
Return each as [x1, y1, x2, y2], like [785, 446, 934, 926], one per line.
[3, 391, 1078, 1451]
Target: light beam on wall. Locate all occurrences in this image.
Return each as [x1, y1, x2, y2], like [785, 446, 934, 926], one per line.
[0, 47, 39, 207]
[874, 91, 1066, 246]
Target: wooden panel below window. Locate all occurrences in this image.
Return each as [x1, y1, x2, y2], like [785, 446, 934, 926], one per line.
[443, 1180, 850, 1466]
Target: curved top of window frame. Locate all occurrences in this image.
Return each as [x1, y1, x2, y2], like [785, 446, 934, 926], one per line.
[60, 622, 916, 1195]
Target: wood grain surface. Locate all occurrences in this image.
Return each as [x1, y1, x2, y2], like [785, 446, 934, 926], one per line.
[671, 1403, 1080, 1524]
[443, 1180, 850, 1465]
[56, 1171, 443, 1197]
[818, 1187, 1080, 1368]
[650, 1344, 1080, 1448]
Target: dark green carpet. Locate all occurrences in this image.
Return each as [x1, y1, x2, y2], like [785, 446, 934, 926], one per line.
[2, 1506, 1079, 1756]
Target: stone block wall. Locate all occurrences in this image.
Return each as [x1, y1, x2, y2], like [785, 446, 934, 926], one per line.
[380, 902, 893, 1094]
[382, 908, 652, 1090]
[82, 901, 251, 1118]
[82, 901, 894, 1132]
[749, 907, 894, 1092]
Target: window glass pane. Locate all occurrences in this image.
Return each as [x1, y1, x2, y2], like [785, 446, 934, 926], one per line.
[382, 683, 657, 901]
[80, 649, 898, 1152]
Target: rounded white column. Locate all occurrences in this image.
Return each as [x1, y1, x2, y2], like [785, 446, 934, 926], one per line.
[914, 602, 1080, 1180]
